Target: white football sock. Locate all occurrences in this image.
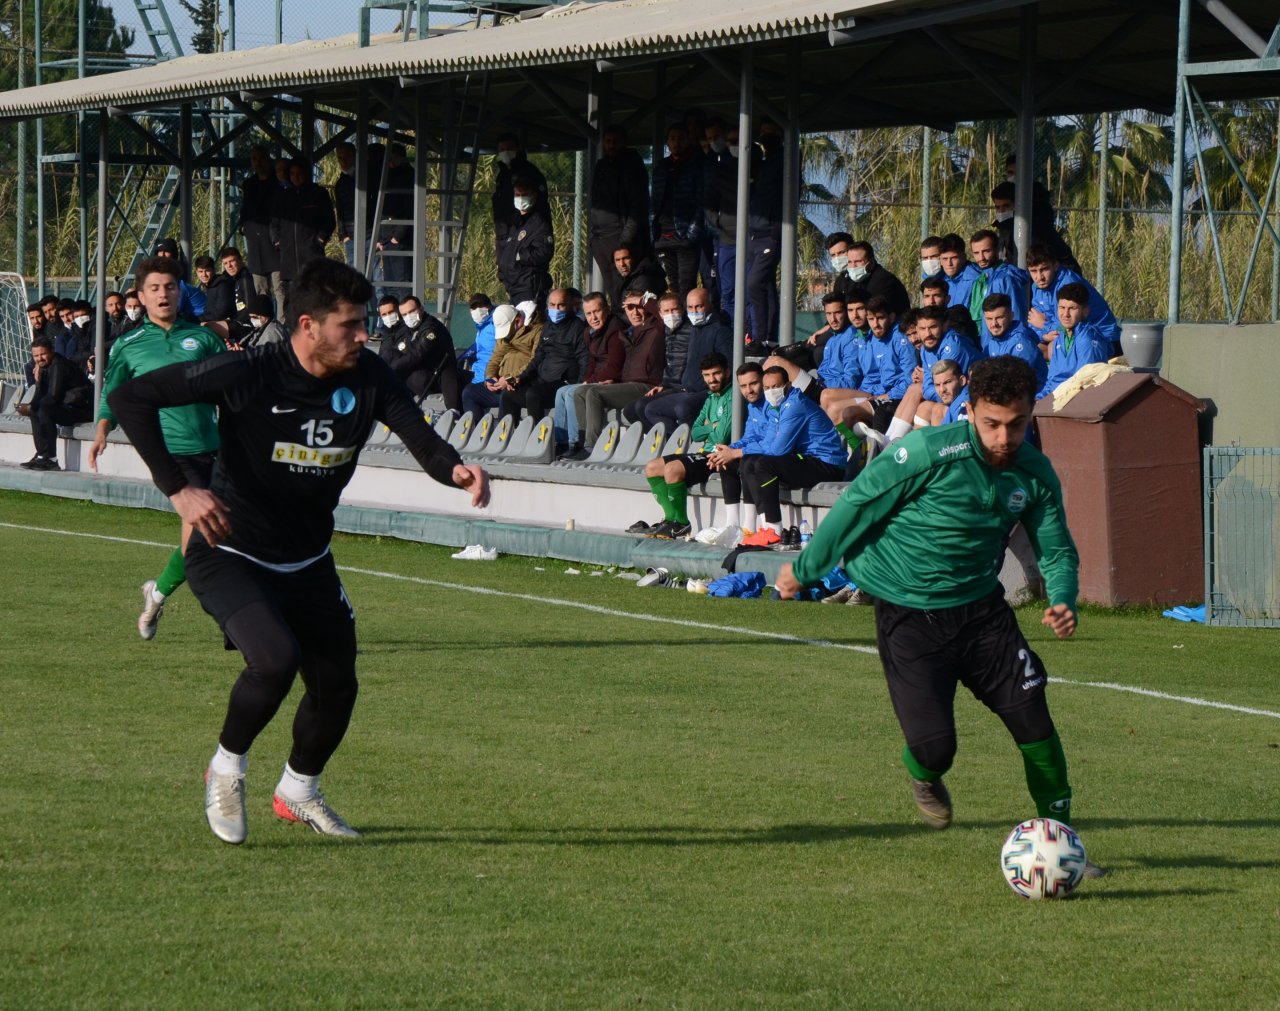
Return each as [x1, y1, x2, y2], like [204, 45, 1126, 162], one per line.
[764, 520, 782, 534]
[210, 744, 246, 777]
[912, 414, 930, 429]
[275, 763, 319, 803]
[886, 417, 914, 444]
[724, 503, 741, 528]
[742, 504, 758, 531]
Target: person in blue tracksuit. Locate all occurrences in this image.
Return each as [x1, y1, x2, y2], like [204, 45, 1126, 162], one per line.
[969, 228, 1030, 339]
[823, 294, 917, 438]
[814, 294, 865, 392]
[939, 233, 983, 318]
[1026, 243, 1120, 352]
[918, 307, 985, 403]
[981, 293, 1048, 386]
[1037, 283, 1114, 400]
[740, 368, 847, 543]
[463, 294, 498, 386]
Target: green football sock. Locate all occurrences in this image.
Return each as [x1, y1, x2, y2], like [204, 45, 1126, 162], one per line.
[647, 475, 675, 521]
[902, 743, 949, 781]
[666, 482, 689, 525]
[835, 421, 858, 444]
[1018, 732, 1072, 822]
[155, 546, 186, 598]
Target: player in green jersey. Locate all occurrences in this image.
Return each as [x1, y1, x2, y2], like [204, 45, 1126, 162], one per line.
[90, 256, 227, 640]
[778, 356, 1099, 872]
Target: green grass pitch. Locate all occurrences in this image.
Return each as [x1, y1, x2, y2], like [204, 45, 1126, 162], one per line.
[1, 489, 1277, 1009]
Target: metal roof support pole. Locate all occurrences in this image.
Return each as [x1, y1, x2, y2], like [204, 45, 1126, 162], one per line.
[16, 0, 25, 276]
[302, 96, 315, 163]
[651, 65, 665, 169]
[585, 67, 605, 292]
[1273, 110, 1279, 321]
[731, 49, 752, 440]
[920, 126, 931, 241]
[78, 112, 89, 296]
[180, 103, 194, 265]
[1096, 111, 1108, 291]
[354, 90, 369, 282]
[573, 150, 584, 292]
[34, 0, 45, 294]
[777, 47, 799, 347]
[413, 86, 427, 308]
[93, 110, 108, 412]
[1013, 6, 1036, 270]
[1168, 0, 1191, 324]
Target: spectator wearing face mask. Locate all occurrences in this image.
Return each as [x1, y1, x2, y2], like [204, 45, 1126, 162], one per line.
[499, 288, 586, 421]
[497, 177, 554, 305]
[117, 291, 145, 339]
[461, 303, 530, 418]
[374, 295, 408, 349]
[492, 133, 548, 256]
[383, 295, 463, 412]
[461, 294, 497, 385]
[240, 294, 287, 347]
[55, 301, 95, 375]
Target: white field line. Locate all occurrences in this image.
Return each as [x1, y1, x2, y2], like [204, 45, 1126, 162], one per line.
[4, 521, 1278, 721]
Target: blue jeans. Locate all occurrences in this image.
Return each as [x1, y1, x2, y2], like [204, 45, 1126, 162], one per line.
[554, 383, 585, 446]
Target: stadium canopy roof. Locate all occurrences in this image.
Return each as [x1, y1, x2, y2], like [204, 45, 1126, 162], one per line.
[0, 0, 1275, 144]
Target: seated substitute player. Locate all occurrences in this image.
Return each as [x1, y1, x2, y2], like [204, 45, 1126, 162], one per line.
[107, 258, 490, 845]
[1026, 243, 1120, 353]
[699, 362, 776, 536]
[969, 228, 1029, 332]
[937, 233, 981, 318]
[981, 293, 1047, 387]
[632, 353, 733, 539]
[918, 274, 948, 309]
[1037, 282, 1113, 401]
[740, 366, 846, 546]
[777, 356, 1102, 878]
[824, 294, 915, 442]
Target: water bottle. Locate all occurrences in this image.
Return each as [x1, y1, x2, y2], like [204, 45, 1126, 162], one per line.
[799, 519, 812, 546]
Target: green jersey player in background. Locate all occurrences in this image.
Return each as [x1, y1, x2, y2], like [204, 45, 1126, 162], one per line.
[777, 356, 1102, 874]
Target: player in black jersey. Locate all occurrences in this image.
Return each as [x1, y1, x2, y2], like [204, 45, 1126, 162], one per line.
[110, 259, 490, 845]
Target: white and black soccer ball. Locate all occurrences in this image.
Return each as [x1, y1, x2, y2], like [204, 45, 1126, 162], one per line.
[1000, 817, 1087, 899]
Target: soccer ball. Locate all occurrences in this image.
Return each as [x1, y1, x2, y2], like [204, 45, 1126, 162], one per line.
[1000, 817, 1087, 899]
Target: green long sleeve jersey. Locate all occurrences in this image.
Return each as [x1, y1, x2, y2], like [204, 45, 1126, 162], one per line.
[690, 386, 734, 447]
[792, 420, 1079, 613]
[97, 318, 224, 455]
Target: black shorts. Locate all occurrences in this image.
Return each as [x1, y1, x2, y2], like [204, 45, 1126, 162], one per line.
[665, 452, 713, 487]
[873, 586, 1048, 748]
[184, 537, 356, 655]
[870, 399, 902, 433]
[175, 452, 216, 490]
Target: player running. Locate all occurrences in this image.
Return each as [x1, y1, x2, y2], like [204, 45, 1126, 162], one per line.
[108, 259, 490, 845]
[90, 256, 227, 640]
[777, 356, 1101, 873]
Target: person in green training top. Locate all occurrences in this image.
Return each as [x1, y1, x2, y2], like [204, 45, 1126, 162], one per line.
[776, 356, 1100, 871]
[630, 353, 733, 540]
[89, 255, 227, 640]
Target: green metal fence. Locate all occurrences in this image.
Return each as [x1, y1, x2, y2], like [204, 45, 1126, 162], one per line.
[1204, 446, 1280, 627]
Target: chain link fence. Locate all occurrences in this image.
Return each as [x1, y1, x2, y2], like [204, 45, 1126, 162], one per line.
[1204, 447, 1280, 627]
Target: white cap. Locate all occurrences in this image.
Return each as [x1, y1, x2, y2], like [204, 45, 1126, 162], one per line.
[515, 300, 537, 324]
[491, 304, 518, 340]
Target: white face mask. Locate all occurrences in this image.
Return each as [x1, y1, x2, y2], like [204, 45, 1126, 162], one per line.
[921, 257, 942, 277]
[764, 387, 786, 408]
[380, 312, 400, 328]
[126, 307, 142, 321]
[470, 307, 490, 325]
[74, 314, 91, 327]
[848, 265, 868, 283]
[1006, 171, 1016, 182]
[250, 316, 269, 330]
[688, 310, 708, 326]
[995, 210, 1013, 223]
[830, 254, 848, 274]
[661, 312, 682, 331]
[728, 145, 741, 159]
[402, 311, 422, 329]
[709, 138, 727, 154]
[497, 150, 517, 166]
[514, 194, 534, 213]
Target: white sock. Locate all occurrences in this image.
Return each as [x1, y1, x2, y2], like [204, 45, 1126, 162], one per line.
[275, 763, 318, 802]
[210, 744, 246, 777]
[150, 585, 166, 603]
[886, 417, 914, 444]
[742, 504, 758, 531]
[764, 520, 782, 534]
[724, 503, 741, 528]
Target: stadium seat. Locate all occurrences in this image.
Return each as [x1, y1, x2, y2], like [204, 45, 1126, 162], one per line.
[432, 411, 455, 442]
[461, 411, 495, 454]
[512, 416, 554, 463]
[626, 423, 667, 469]
[478, 413, 514, 457]
[661, 423, 690, 456]
[569, 420, 619, 465]
[592, 422, 644, 469]
[447, 411, 475, 452]
[498, 415, 534, 458]
[366, 423, 391, 446]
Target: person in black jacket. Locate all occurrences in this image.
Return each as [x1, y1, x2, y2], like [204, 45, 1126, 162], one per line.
[704, 125, 739, 320]
[202, 247, 257, 343]
[492, 133, 548, 256]
[589, 125, 650, 286]
[609, 244, 665, 320]
[745, 120, 784, 342]
[332, 143, 357, 266]
[498, 177, 555, 305]
[20, 337, 92, 470]
[376, 144, 415, 294]
[381, 294, 463, 412]
[239, 146, 284, 311]
[271, 159, 335, 295]
[499, 288, 586, 420]
[650, 123, 704, 300]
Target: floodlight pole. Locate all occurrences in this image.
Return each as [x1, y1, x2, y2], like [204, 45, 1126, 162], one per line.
[1168, 0, 1191, 324]
[93, 110, 108, 413]
[413, 87, 427, 307]
[1096, 111, 1109, 291]
[778, 47, 799, 346]
[732, 50, 753, 439]
[355, 90, 369, 280]
[77, 0, 88, 296]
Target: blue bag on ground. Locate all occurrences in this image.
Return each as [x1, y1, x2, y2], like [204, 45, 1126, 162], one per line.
[1162, 604, 1206, 623]
[707, 572, 767, 598]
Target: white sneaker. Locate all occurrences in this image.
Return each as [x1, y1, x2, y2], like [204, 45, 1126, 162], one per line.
[138, 580, 165, 641]
[686, 578, 709, 594]
[451, 544, 497, 561]
[272, 792, 361, 838]
[852, 422, 888, 450]
[204, 767, 247, 845]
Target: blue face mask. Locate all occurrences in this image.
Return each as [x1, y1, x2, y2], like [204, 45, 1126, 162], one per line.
[688, 311, 708, 326]
[547, 308, 567, 324]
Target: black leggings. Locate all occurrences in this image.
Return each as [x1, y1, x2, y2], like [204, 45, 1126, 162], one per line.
[185, 540, 359, 776]
[740, 454, 844, 523]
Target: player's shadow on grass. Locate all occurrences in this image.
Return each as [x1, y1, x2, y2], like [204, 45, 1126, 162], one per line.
[361, 635, 881, 653]
[1073, 887, 1232, 901]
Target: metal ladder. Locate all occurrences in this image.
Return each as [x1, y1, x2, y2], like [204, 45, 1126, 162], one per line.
[134, 0, 186, 62]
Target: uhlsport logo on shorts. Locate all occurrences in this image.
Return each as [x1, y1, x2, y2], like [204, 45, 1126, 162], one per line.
[331, 387, 356, 415]
[181, 337, 199, 351]
[894, 447, 909, 464]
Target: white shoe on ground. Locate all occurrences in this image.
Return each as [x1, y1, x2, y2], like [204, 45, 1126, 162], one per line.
[204, 767, 247, 845]
[138, 580, 165, 641]
[272, 792, 361, 838]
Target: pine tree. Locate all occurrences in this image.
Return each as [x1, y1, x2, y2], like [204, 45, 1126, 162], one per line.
[178, 0, 219, 55]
